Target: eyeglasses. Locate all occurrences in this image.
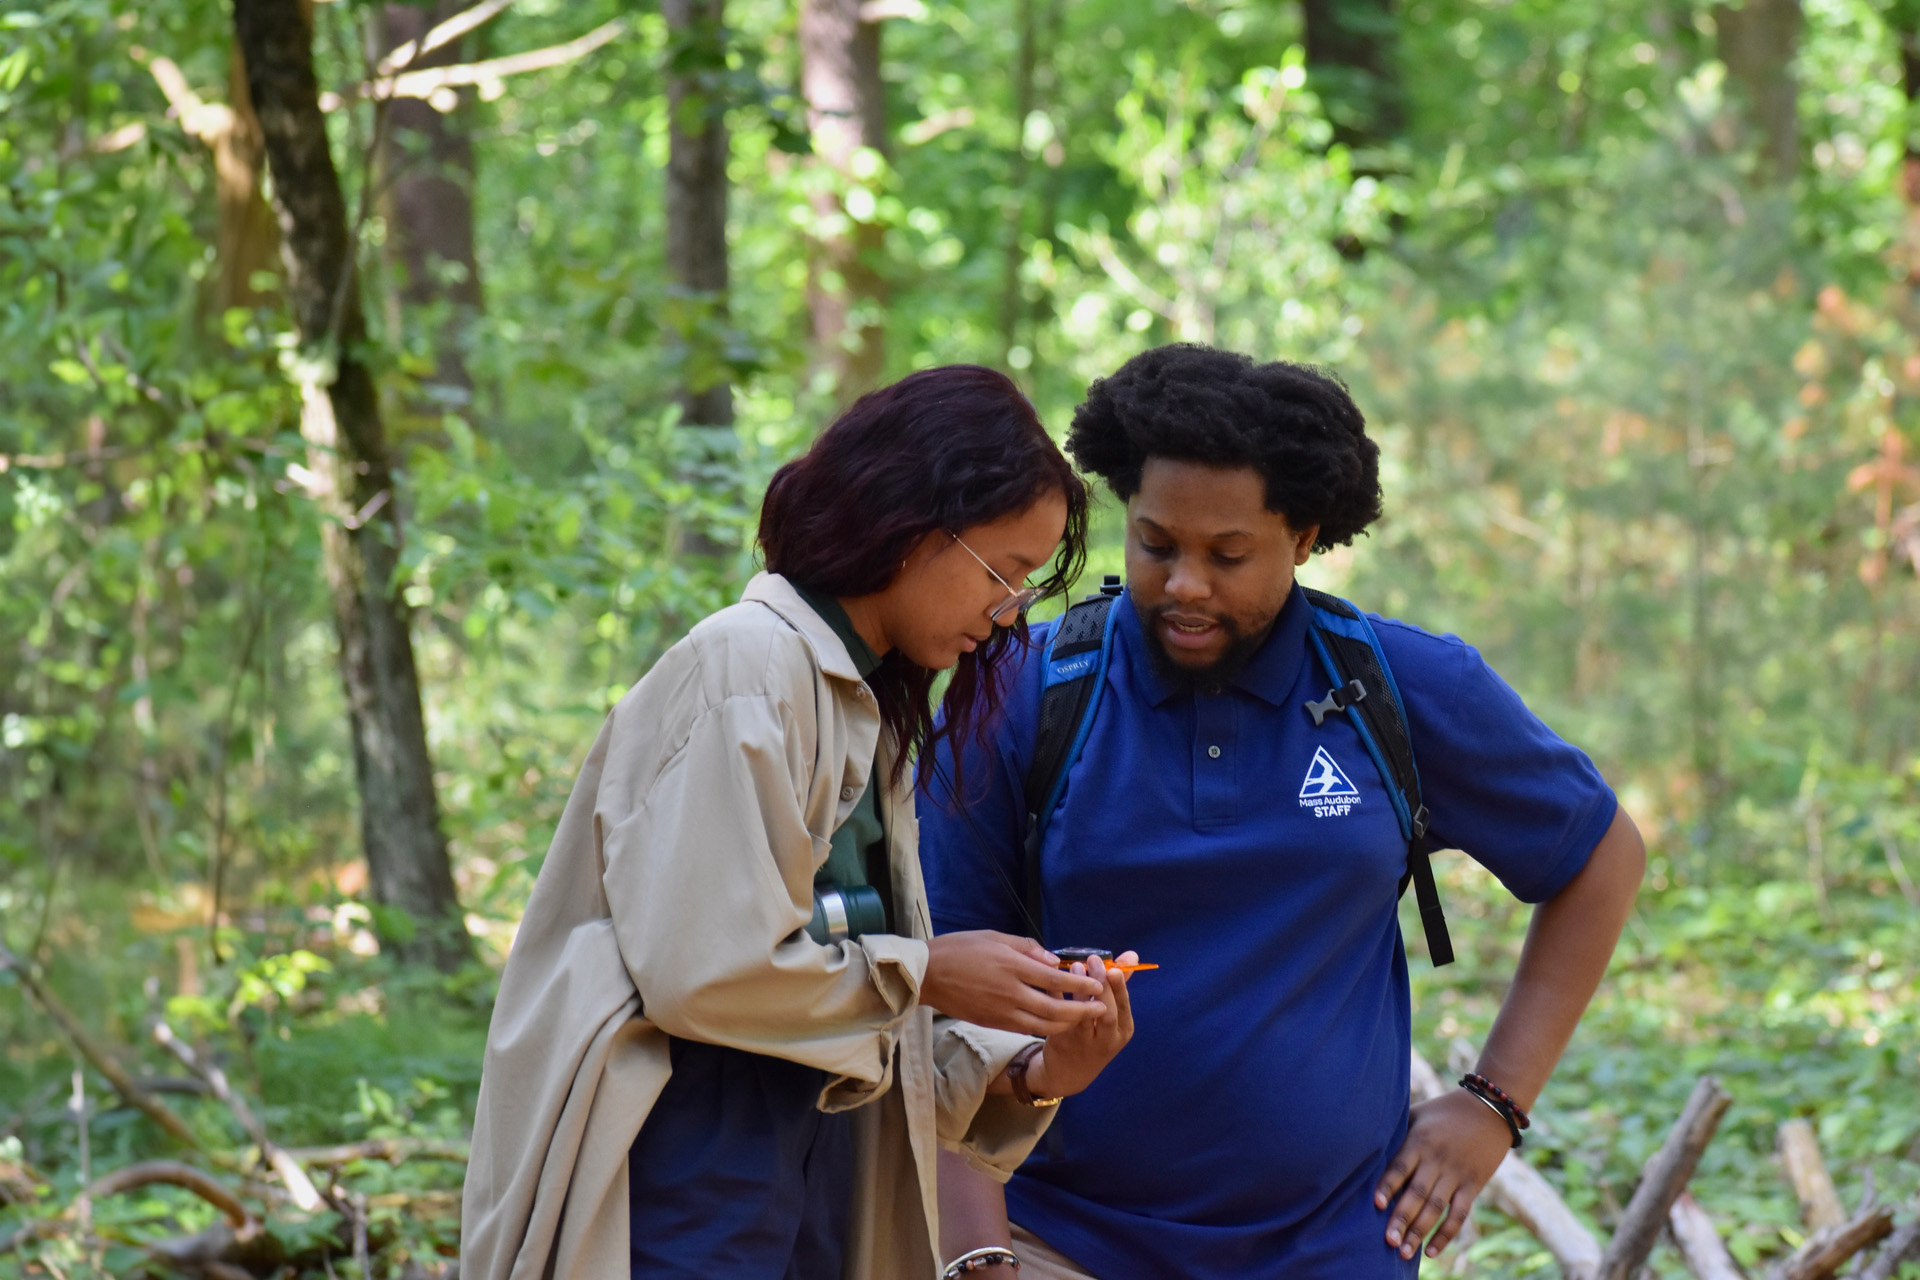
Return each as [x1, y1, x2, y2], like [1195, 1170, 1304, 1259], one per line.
[951, 533, 1045, 626]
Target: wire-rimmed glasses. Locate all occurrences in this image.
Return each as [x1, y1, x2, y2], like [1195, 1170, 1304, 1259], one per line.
[950, 533, 1044, 626]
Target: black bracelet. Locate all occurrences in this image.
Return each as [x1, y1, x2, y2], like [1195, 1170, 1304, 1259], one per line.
[1458, 1074, 1528, 1149]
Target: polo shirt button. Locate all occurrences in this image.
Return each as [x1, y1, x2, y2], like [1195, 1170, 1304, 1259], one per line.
[1207, 745, 1222, 759]
[840, 785, 855, 801]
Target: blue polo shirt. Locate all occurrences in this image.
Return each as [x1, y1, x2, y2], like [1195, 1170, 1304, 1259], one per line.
[918, 584, 1616, 1279]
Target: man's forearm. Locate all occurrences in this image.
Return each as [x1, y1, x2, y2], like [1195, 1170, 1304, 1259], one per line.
[1475, 805, 1646, 1109]
[938, 1148, 1016, 1270]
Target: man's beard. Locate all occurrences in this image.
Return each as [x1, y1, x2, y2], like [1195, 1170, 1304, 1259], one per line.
[1140, 606, 1276, 695]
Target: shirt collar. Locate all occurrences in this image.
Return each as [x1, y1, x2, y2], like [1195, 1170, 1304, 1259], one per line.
[1116, 580, 1312, 709]
[739, 572, 870, 683]
[790, 581, 883, 678]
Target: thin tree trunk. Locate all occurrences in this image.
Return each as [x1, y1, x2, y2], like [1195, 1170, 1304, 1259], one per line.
[1301, 0, 1406, 150]
[664, 0, 733, 430]
[233, 0, 467, 969]
[1894, 17, 1920, 302]
[995, 0, 1039, 366]
[800, 0, 888, 398]
[1716, 0, 1801, 180]
[370, 1, 485, 414]
[217, 45, 282, 312]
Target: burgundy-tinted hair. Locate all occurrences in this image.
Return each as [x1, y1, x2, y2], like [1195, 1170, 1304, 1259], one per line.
[758, 365, 1089, 783]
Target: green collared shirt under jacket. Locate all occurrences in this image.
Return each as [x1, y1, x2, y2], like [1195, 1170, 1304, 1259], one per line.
[791, 582, 894, 932]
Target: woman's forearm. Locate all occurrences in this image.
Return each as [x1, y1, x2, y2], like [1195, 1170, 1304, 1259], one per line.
[1475, 805, 1646, 1109]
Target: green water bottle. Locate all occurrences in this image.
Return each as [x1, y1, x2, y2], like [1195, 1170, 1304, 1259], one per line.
[806, 884, 889, 945]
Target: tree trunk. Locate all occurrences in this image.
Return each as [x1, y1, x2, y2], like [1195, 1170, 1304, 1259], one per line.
[232, 0, 467, 969]
[1301, 0, 1406, 150]
[995, 0, 1039, 366]
[216, 44, 281, 312]
[1898, 17, 1920, 285]
[663, 0, 734, 430]
[1716, 0, 1801, 180]
[370, 1, 485, 415]
[799, 0, 888, 398]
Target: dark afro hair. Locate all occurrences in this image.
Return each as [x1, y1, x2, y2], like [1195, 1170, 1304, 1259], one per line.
[1066, 344, 1382, 551]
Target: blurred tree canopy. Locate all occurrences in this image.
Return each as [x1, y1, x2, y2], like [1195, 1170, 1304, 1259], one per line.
[2, 0, 1918, 1275]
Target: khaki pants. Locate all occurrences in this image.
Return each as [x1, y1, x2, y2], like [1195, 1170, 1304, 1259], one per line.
[1011, 1222, 1099, 1280]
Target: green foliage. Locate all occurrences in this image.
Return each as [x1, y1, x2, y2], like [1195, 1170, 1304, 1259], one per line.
[4, 0, 1920, 1275]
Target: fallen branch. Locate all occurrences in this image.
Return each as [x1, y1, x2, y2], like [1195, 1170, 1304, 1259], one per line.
[1411, 1049, 1603, 1280]
[283, 1138, 470, 1167]
[1487, 1154, 1605, 1280]
[152, 1020, 322, 1211]
[85, 1160, 253, 1229]
[1778, 1119, 1845, 1231]
[1668, 1191, 1744, 1280]
[1766, 1204, 1894, 1280]
[1596, 1076, 1733, 1280]
[1860, 1212, 1920, 1280]
[135, 1075, 215, 1098]
[0, 943, 199, 1149]
[365, 1189, 461, 1215]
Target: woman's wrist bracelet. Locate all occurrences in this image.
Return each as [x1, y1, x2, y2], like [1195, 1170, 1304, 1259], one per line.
[1458, 1072, 1530, 1149]
[943, 1246, 1020, 1277]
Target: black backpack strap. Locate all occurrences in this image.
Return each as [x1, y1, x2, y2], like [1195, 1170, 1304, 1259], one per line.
[1019, 577, 1123, 942]
[1301, 588, 1455, 966]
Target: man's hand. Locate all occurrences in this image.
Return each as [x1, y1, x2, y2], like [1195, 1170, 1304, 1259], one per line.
[1373, 1089, 1512, 1261]
[922, 930, 1105, 1036]
[1025, 952, 1136, 1098]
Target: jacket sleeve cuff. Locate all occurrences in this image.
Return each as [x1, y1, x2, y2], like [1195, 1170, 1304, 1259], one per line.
[929, 1017, 1055, 1182]
[816, 933, 929, 1112]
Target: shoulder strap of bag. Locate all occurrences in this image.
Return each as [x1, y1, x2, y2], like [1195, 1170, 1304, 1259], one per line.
[1018, 576, 1124, 941]
[1300, 587, 1455, 966]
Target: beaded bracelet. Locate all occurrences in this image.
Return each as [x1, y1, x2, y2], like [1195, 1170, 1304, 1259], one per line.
[942, 1246, 1020, 1277]
[1459, 1073, 1530, 1149]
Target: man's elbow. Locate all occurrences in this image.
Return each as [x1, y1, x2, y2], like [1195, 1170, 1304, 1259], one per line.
[1590, 804, 1648, 903]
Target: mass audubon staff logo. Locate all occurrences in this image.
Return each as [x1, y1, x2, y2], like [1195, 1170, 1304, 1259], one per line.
[1299, 746, 1361, 818]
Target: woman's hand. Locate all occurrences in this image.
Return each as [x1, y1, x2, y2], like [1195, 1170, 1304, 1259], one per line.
[1023, 952, 1136, 1099]
[1373, 1089, 1513, 1261]
[922, 931, 1106, 1037]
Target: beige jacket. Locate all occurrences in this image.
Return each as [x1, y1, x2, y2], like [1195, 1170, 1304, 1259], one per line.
[460, 572, 1051, 1280]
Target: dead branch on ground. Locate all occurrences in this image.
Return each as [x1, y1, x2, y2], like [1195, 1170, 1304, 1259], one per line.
[283, 1138, 470, 1167]
[1667, 1192, 1744, 1280]
[1766, 1204, 1894, 1280]
[0, 942, 200, 1148]
[1596, 1076, 1734, 1280]
[1409, 1049, 1917, 1280]
[1860, 1212, 1920, 1280]
[1777, 1118, 1846, 1231]
[152, 1019, 322, 1211]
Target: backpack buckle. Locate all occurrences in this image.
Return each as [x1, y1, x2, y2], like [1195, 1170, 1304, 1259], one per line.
[1410, 803, 1431, 841]
[1305, 678, 1367, 726]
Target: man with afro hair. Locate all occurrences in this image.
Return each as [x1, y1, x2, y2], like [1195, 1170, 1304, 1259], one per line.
[920, 345, 1645, 1279]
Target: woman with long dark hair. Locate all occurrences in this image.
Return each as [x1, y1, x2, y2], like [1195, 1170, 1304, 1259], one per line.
[462, 366, 1137, 1280]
